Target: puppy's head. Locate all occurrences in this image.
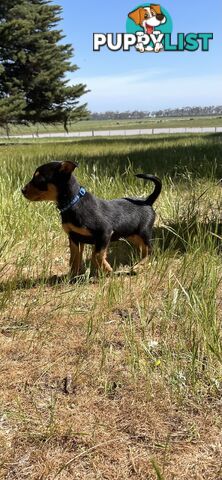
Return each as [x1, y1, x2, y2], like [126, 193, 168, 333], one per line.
[128, 4, 166, 30]
[21, 161, 77, 202]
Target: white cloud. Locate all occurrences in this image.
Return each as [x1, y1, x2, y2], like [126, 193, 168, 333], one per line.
[71, 71, 222, 111]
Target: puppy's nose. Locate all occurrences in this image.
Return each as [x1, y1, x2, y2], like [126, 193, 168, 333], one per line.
[156, 13, 164, 21]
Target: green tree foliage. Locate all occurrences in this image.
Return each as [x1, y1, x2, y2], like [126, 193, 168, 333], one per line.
[0, 0, 88, 131]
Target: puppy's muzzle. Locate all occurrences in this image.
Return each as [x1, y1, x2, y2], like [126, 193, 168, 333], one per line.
[21, 184, 36, 200]
[21, 186, 28, 197]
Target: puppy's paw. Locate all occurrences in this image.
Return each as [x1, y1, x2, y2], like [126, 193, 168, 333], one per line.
[154, 42, 163, 53]
[136, 43, 145, 53]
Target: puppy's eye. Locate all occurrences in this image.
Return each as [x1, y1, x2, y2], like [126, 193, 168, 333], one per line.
[32, 175, 47, 191]
[144, 13, 148, 19]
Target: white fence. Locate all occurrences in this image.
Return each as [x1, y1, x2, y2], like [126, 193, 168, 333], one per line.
[1, 126, 222, 140]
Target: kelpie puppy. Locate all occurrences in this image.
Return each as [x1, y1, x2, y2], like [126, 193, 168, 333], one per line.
[22, 161, 162, 276]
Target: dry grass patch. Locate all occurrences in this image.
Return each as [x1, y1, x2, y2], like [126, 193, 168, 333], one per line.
[1, 262, 221, 479]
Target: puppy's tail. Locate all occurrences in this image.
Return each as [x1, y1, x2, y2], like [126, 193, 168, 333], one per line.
[135, 174, 162, 206]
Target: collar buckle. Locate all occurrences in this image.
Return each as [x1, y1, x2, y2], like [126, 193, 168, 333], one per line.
[58, 186, 86, 214]
[79, 187, 86, 197]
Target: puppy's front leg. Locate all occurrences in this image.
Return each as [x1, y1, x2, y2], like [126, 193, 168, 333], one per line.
[69, 238, 84, 277]
[135, 42, 145, 52]
[92, 247, 113, 273]
[154, 42, 163, 52]
[91, 234, 113, 273]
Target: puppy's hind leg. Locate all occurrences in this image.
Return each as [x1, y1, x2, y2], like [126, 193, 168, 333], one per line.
[140, 230, 153, 258]
[127, 234, 151, 259]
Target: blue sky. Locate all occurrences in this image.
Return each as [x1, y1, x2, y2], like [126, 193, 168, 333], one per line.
[56, 0, 222, 112]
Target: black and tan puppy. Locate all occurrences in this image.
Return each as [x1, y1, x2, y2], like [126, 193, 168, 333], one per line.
[22, 161, 162, 276]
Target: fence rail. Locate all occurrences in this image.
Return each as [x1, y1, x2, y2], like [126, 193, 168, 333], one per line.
[1, 126, 222, 140]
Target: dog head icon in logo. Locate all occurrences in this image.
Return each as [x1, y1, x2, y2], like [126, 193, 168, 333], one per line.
[128, 4, 168, 52]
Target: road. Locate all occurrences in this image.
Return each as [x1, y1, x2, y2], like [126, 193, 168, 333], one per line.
[1, 126, 222, 140]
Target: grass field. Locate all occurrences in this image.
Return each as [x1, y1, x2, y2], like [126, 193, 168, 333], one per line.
[0, 116, 222, 136]
[0, 133, 222, 479]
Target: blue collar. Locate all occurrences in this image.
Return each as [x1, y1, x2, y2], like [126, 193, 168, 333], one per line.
[58, 187, 86, 213]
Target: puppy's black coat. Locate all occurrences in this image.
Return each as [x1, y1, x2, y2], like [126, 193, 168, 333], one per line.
[22, 161, 162, 275]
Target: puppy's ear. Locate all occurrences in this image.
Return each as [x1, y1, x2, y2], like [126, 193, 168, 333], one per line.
[150, 4, 162, 15]
[128, 7, 143, 26]
[59, 161, 78, 174]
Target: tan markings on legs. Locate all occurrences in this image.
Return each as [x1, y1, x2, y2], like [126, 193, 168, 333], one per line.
[92, 247, 113, 273]
[127, 235, 150, 259]
[69, 240, 84, 276]
[63, 223, 92, 237]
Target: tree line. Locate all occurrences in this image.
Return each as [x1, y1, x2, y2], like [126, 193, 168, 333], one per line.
[91, 106, 222, 121]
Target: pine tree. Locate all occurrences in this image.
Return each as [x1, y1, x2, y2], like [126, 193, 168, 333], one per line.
[0, 0, 88, 131]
